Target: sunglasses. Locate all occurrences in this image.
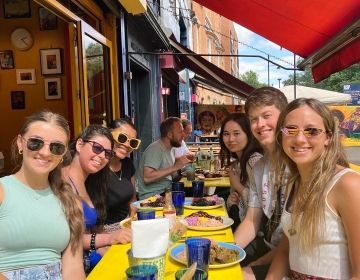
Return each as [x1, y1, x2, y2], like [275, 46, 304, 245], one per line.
[24, 137, 66, 156]
[281, 126, 326, 138]
[111, 131, 141, 150]
[83, 140, 115, 160]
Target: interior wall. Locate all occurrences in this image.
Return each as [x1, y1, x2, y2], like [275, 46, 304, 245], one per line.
[0, 0, 68, 171]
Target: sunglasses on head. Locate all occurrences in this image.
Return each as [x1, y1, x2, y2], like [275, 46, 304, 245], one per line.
[111, 131, 141, 150]
[24, 137, 66, 156]
[83, 140, 115, 160]
[281, 126, 326, 138]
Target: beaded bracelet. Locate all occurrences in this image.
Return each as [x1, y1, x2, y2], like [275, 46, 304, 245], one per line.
[90, 232, 96, 251]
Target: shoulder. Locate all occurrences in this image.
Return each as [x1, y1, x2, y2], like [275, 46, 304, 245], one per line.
[0, 181, 3, 204]
[247, 152, 263, 169]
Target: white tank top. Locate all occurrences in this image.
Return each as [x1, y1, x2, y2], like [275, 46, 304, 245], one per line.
[281, 168, 353, 279]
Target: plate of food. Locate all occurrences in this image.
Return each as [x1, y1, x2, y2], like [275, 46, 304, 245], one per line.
[170, 241, 246, 269]
[184, 196, 223, 210]
[180, 211, 233, 231]
[132, 194, 165, 210]
[197, 172, 223, 181]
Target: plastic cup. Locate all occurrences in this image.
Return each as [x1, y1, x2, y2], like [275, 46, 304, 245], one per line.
[185, 238, 211, 272]
[127, 250, 166, 280]
[175, 268, 208, 280]
[137, 209, 155, 220]
[185, 164, 196, 181]
[172, 181, 185, 192]
[126, 264, 158, 280]
[172, 191, 185, 215]
[192, 181, 204, 198]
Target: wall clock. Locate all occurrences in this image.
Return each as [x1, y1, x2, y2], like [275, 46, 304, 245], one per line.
[10, 28, 34, 51]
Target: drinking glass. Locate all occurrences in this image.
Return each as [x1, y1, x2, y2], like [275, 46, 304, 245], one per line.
[126, 264, 158, 280]
[192, 181, 204, 198]
[185, 238, 211, 272]
[137, 209, 155, 220]
[172, 191, 185, 215]
[171, 181, 185, 192]
[175, 268, 208, 280]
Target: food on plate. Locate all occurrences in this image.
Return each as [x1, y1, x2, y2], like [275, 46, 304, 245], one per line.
[139, 194, 165, 207]
[184, 211, 223, 227]
[191, 195, 221, 206]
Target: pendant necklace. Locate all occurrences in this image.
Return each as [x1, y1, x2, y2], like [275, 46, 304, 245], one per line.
[111, 168, 122, 181]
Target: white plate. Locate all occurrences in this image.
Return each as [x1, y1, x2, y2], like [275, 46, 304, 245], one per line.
[170, 242, 246, 269]
[181, 215, 234, 231]
[132, 199, 163, 210]
[183, 197, 222, 210]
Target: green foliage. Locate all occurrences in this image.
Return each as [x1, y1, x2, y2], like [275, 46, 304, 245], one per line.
[240, 70, 267, 88]
[283, 63, 360, 92]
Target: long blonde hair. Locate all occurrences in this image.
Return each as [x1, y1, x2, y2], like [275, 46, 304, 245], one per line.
[275, 98, 348, 251]
[11, 110, 84, 254]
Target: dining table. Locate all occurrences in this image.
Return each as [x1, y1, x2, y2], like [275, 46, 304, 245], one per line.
[180, 176, 231, 188]
[86, 201, 243, 280]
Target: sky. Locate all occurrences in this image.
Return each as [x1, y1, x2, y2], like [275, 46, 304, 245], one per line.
[234, 24, 299, 88]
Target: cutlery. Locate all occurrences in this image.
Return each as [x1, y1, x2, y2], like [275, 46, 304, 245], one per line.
[178, 232, 226, 241]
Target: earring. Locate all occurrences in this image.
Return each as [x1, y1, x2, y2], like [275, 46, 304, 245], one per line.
[18, 149, 23, 155]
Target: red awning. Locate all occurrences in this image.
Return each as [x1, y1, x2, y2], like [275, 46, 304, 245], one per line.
[193, 0, 360, 82]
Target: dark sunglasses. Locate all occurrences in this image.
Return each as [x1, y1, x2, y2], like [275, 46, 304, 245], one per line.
[281, 126, 326, 138]
[83, 140, 115, 160]
[111, 131, 141, 150]
[24, 137, 66, 156]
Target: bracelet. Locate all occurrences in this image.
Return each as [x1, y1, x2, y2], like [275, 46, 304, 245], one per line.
[90, 232, 96, 251]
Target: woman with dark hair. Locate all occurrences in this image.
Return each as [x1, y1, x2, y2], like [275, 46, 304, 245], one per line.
[62, 125, 131, 271]
[0, 110, 84, 279]
[219, 113, 263, 230]
[104, 118, 140, 232]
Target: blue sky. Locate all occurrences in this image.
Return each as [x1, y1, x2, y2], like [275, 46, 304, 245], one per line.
[234, 24, 299, 88]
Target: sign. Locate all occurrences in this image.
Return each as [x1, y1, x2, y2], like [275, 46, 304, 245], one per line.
[343, 83, 360, 105]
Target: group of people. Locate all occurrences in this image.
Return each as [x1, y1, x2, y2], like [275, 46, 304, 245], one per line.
[0, 86, 359, 279]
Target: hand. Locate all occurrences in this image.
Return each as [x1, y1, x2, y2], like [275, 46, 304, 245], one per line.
[227, 191, 240, 207]
[110, 228, 132, 245]
[174, 155, 191, 170]
[185, 152, 196, 162]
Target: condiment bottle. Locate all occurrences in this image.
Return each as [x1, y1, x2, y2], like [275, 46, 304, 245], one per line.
[163, 188, 176, 229]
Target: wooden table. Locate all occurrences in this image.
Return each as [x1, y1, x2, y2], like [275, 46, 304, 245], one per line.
[180, 177, 231, 188]
[87, 205, 243, 279]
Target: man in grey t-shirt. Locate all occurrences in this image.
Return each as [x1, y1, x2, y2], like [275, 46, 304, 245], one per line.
[136, 117, 191, 199]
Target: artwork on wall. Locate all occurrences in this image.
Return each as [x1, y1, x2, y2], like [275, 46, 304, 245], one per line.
[0, 50, 14, 69]
[40, 48, 63, 75]
[3, 0, 31, 18]
[16, 69, 36, 84]
[11, 91, 25, 110]
[44, 77, 61, 100]
[39, 7, 58, 31]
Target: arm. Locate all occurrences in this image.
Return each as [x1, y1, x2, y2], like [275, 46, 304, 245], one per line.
[61, 240, 86, 280]
[229, 165, 246, 194]
[265, 234, 290, 280]
[83, 227, 132, 250]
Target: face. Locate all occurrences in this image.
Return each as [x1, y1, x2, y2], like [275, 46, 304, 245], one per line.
[200, 116, 214, 133]
[17, 121, 67, 176]
[182, 124, 192, 141]
[169, 121, 183, 148]
[248, 105, 281, 152]
[77, 134, 112, 174]
[282, 105, 330, 170]
[113, 124, 137, 159]
[222, 120, 248, 157]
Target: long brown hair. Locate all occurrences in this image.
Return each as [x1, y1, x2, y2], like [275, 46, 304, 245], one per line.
[11, 110, 83, 254]
[275, 98, 348, 251]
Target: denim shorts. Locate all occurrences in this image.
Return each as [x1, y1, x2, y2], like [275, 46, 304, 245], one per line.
[2, 262, 62, 280]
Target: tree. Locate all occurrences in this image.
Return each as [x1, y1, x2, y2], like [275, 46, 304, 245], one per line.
[240, 70, 267, 88]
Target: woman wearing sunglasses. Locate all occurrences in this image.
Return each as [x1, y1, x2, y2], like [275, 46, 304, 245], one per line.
[61, 125, 131, 272]
[0, 111, 84, 280]
[267, 98, 360, 279]
[103, 118, 140, 232]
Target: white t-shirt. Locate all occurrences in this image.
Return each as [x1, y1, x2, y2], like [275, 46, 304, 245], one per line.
[174, 140, 189, 157]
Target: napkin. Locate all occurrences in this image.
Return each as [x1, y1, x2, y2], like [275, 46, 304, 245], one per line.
[131, 218, 169, 258]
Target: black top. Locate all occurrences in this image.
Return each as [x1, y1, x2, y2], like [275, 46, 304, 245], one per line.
[105, 157, 136, 224]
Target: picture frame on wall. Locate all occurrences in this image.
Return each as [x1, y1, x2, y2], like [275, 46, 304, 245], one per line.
[16, 69, 36, 84]
[44, 77, 62, 100]
[3, 0, 31, 18]
[38, 7, 58, 31]
[0, 50, 15, 69]
[40, 48, 63, 75]
[11, 91, 25, 110]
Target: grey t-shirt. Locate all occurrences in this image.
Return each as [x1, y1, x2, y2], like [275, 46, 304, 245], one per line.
[136, 140, 175, 200]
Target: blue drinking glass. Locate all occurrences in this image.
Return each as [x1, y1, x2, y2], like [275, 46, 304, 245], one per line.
[172, 191, 185, 215]
[136, 209, 156, 220]
[192, 181, 204, 198]
[172, 181, 185, 192]
[126, 264, 158, 280]
[185, 238, 211, 272]
[175, 268, 208, 280]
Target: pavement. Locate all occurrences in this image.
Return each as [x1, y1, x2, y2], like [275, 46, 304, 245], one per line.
[345, 147, 360, 165]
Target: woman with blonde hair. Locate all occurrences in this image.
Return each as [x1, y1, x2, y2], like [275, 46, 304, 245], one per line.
[0, 110, 84, 279]
[267, 98, 360, 279]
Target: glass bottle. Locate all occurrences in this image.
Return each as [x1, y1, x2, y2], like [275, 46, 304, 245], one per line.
[163, 188, 176, 229]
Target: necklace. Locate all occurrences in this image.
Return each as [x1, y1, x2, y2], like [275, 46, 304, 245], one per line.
[111, 168, 122, 181]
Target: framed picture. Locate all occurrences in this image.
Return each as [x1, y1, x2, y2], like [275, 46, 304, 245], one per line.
[0, 50, 14, 69]
[39, 7, 58, 31]
[16, 69, 36, 84]
[44, 77, 62, 100]
[11, 91, 25, 110]
[3, 0, 31, 18]
[40, 48, 63, 75]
